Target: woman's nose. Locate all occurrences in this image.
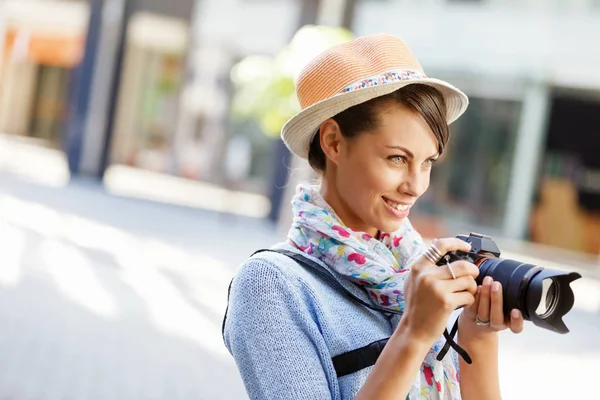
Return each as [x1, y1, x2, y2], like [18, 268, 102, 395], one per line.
[399, 170, 426, 198]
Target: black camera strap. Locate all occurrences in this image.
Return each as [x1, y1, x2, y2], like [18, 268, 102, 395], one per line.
[222, 248, 472, 376]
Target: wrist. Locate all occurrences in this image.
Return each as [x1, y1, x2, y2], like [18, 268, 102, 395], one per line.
[458, 313, 498, 348]
[395, 313, 437, 352]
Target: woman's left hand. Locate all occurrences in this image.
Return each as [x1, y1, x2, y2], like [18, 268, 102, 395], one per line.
[459, 276, 525, 338]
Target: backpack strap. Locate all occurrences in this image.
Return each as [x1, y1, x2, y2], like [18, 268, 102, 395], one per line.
[222, 249, 471, 378]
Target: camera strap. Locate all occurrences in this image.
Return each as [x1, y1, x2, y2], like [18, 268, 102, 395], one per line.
[222, 249, 473, 377]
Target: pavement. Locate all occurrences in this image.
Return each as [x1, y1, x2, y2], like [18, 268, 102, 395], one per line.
[0, 170, 269, 400]
[1, 166, 600, 399]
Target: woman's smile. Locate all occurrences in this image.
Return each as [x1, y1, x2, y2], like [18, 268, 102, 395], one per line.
[382, 196, 412, 219]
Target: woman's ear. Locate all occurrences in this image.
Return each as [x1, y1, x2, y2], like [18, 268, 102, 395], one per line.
[319, 119, 343, 166]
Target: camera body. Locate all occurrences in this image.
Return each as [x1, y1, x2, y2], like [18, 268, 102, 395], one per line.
[435, 232, 502, 286]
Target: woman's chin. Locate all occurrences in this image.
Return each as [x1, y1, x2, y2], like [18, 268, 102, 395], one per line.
[377, 219, 405, 234]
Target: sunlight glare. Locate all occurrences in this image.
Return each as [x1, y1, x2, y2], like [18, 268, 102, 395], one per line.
[0, 222, 26, 286]
[41, 239, 118, 318]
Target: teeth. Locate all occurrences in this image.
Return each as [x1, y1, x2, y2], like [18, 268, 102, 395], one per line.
[385, 198, 409, 211]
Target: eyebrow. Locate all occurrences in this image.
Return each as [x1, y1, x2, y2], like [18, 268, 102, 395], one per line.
[385, 145, 439, 160]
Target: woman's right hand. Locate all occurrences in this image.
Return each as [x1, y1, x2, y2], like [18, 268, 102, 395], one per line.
[399, 238, 480, 347]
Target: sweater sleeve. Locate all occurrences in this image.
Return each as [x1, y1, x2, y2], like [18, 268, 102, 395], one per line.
[224, 258, 337, 400]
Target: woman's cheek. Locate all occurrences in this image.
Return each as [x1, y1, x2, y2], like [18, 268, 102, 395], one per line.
[375, 168, 401, 190]
[419, 170, 432, 194]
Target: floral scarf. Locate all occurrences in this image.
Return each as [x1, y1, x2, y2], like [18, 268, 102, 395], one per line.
[288, 184, 461, 399]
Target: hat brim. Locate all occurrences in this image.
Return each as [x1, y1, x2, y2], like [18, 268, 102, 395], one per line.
[281, 78, 469, 159]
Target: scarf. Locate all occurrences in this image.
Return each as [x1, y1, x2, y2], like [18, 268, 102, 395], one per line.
[288, 184, 461, 400]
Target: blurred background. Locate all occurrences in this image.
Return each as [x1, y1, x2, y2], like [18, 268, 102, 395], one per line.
[0, 0, 598, 398]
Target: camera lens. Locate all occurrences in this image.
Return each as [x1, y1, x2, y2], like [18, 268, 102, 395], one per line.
[449, 232, 581, 334]
[475, 257, 580, 333]
[536, 278, 559, 318]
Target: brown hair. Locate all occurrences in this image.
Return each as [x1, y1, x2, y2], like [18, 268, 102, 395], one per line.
[307, 84, 449, 173]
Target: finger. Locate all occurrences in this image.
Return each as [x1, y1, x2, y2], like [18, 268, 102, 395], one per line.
[431, 237, 473, 255]
[490, 281, 506, 330]
[509, 309, 524, 334]
[449, 260, 480, 279]
[440, 275, 478, 295]
[432, 260, 479, 280]
[462, 285, 481, 319]
[477, 276, 493, 322]
[419, 238, 473, 268]
[448, 291, 476, 310]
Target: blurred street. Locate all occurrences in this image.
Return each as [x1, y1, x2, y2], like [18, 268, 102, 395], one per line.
[0, 168, 599, 400]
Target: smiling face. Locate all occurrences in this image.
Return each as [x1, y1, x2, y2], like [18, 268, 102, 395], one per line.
[319, 102, 441, 237]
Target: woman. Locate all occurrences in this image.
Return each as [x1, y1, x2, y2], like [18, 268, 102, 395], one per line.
[223, 34, 524, 400]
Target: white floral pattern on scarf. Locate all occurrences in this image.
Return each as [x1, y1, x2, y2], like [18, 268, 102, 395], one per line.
[288, 184, 461, 400]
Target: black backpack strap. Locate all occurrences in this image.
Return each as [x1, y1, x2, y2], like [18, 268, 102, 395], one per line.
[221, 248, 471, 378]
[221, 278, 234, 340]
[332, 337, 389, 377]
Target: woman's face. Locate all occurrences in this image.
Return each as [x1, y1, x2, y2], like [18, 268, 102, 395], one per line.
[322, 103, 440, 237]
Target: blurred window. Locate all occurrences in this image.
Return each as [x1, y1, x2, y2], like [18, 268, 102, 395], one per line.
[531, 93, 600, 254]
[109, 12, 189, 173]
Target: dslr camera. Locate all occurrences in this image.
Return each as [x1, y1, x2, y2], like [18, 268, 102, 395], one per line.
[438, 232, 581, 333]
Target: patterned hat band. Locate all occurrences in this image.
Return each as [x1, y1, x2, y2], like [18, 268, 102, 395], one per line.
[340, 70, 426, 94]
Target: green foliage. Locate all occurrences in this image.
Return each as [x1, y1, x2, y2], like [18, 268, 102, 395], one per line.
[230, 25, 354, 138]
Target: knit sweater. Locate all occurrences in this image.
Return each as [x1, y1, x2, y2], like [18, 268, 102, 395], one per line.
[223, 241, 459, 399]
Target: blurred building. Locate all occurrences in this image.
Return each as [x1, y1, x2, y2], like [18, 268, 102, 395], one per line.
[0, 0, 88, 147]
[0, 0, 598, 256]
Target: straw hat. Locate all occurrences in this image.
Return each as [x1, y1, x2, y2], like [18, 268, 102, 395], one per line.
[281, 33, 469, 159]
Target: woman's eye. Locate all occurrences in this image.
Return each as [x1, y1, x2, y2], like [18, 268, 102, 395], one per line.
[424, 158, 438, 166]
[388, 155, 407, 164]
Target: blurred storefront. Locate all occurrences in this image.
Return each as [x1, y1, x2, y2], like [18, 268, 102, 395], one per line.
[104, 0, 298, 196]
[0, 0, 88, 147]
[531, 91, 600, 255]
[108, 12, 188, 173]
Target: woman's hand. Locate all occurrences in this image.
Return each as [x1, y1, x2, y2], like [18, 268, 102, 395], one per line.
[458, 276, 525, 341]
[400, 238, 480, 347]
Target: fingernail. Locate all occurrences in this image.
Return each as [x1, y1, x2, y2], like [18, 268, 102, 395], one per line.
[483, 276, 493, 286]
[476, 286, 481, 294]
[492, 282, 501, 292]
[511, 309, 520, 319]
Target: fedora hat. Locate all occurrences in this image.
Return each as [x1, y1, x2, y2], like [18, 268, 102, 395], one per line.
[281, 33, 469, 159]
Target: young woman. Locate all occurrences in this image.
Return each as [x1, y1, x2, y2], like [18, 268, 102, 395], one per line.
[224, 33, 523, 400]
